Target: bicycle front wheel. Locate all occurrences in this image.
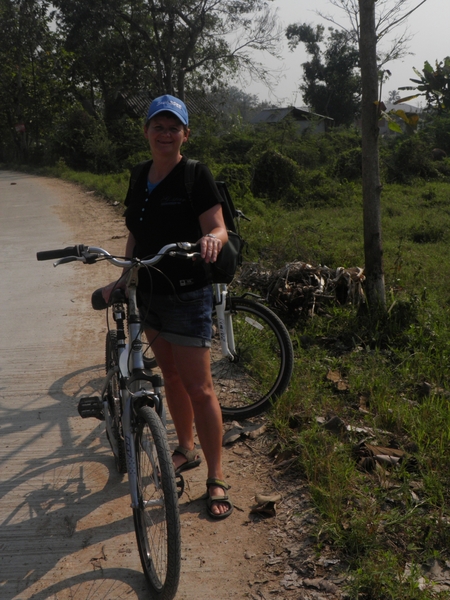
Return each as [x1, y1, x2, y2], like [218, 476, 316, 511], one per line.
[133, 406, 181, 600]
[211, 298, 294, 419]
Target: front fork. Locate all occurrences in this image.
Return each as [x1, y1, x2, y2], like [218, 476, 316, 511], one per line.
[122, 381, 165, 509]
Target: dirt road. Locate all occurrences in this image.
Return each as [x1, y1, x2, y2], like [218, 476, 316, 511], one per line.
[0, 171, 310, 600]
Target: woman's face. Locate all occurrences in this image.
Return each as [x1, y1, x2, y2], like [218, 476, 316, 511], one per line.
[144, 114, 189, 158]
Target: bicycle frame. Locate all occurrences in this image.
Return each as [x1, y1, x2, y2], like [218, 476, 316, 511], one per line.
[103, 263, 165, 509]
[37, 241, 211, 595]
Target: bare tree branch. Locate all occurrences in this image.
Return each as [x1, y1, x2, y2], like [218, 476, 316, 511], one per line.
[316, 0, 429, 65]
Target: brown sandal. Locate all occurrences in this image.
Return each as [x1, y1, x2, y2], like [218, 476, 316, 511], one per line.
[172, 446, 202, 475]
[206, 478, 233, 520]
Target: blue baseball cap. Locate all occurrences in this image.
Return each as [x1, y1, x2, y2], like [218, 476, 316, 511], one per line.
[146, 95, 189, 125]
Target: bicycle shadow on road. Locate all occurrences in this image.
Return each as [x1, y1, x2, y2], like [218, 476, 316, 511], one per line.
[26, 568, 151, 600]
[0, 364, 153, 600]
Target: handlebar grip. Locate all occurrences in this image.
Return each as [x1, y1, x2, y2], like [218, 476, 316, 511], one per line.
[36, 245, 85, 261]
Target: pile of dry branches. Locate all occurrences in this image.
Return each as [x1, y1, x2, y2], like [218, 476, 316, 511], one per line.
[236, 261, 365, 317]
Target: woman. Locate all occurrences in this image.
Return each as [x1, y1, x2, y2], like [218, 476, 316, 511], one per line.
[102, 95, 232, 519]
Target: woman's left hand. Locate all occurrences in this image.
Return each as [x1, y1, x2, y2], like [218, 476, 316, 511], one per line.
[200, 233, 222, 263]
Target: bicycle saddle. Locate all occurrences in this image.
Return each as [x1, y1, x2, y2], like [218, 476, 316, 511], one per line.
[91, 287, 127, 310]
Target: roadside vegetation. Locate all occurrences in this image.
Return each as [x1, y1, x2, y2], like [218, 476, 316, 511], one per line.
[8, 111, 450, 599]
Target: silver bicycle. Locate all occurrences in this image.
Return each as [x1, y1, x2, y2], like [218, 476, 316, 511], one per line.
[37, 242, 199, 600]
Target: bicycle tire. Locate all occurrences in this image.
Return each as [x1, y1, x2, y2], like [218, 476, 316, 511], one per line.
[105, 330, 127, 473]
[211, 298, 294, 419]
[133, 406, 181, 600]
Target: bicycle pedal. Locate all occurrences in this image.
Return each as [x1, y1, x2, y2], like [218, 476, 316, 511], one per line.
[78, 396, 104, 420]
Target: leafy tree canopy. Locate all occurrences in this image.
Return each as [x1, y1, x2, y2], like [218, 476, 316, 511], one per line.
[53, 0, 282, 104]
[0, 0, 71, 161]
[286, 23, 361, 126]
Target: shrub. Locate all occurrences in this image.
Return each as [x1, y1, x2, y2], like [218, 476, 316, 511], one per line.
[218, 130, 256, 163]
[107, 115, 147, 166]
[215, 163, 252, 199]
[50, 108, 119, 173]
[408, 222, 446, 244]
[423, 114, 450, 155]
[251, 150, 300, 200]
[319, 127, 362, 163]
[333, 147, 362, 181]
[82, 121, 118, 174]
[386, 136, 440, 183]
[283, 169, 360, 208]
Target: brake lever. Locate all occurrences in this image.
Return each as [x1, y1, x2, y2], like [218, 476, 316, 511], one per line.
[54, 256, 80, 266]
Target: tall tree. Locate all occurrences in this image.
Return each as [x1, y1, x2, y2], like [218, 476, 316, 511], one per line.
[53, 0, 154, 118]
[53, 0, 282, 105]
[286, 24, 361, 126]
[120, 0, 282, 99]
[287, 0, 429, 309]
[358, 0, 385, 308]
[0, 0, 68, 161]
[356, 0, 429, 309]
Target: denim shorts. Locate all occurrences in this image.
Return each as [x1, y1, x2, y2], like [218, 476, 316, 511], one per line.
[138, 285, 214, 348]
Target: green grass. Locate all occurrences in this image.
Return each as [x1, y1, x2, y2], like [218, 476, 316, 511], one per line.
[32, 163, 450, 598]
[241, 179, 450, 598]
[40, 161, 131, 203]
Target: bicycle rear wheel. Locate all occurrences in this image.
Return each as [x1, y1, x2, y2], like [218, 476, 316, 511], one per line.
[133, 406, 181, 600]
[211, 298, 294, 419]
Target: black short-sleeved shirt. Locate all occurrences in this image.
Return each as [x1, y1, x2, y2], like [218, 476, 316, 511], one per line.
[124, 156, 223, 294]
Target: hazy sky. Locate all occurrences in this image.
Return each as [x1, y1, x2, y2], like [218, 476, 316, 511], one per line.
[246, 0, 449, 105]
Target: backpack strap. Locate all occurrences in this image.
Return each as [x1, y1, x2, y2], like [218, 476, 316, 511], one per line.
[185, 159, 238, 234]
[184, 158, 199, 205]
[130, 160, 151, 191]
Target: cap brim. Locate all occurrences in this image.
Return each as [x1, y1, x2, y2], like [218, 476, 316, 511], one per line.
[147, 108, 188, 125]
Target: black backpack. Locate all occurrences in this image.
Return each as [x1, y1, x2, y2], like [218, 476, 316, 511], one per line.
[184, 159, 245, 284]
[129, 159, 246, 284]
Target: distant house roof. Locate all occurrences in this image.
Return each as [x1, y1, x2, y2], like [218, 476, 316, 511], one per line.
[117, 91, 219, 120]
[383, 101, 421, 114]
[250, 106, 334, 125]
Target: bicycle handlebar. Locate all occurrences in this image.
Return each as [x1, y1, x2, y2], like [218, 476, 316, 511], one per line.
[36, 245, 86, 261]
[36, 242, 200, 268]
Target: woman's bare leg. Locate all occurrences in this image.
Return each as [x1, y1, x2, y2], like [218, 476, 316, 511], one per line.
[145, 330, 195, 456]
[146, 329, 229, 516]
